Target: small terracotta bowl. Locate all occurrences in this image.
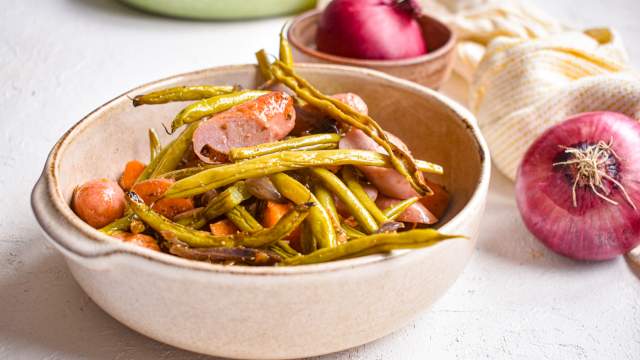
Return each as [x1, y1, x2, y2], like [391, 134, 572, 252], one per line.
[288, 10, 457, 89]
[32, 63, 489, 359]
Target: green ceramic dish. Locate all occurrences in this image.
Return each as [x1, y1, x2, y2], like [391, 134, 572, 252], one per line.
[120, 0, 317, 20]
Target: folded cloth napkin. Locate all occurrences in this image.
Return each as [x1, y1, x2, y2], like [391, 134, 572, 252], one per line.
[421, 0, 565, 82]
[469, 29, 640, 180]
[425, 0, 640, 181]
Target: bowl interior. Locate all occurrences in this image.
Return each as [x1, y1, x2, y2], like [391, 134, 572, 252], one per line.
[288, 11, 453, 64]
[53, 64, 482, 237]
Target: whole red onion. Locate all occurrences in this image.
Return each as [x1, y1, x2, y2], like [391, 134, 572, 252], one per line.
[516, 111, 640, 261]
[316, 0, 427, 60]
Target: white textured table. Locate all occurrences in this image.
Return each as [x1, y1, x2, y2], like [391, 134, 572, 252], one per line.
[2, 1, 639, 359]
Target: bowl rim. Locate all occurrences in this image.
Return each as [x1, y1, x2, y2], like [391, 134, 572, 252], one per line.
[287, 10, 457, 67]
[33, 62, 490, 276]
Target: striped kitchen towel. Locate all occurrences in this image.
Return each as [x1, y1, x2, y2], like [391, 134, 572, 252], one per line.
[421, 0, 566, 82]
[469, 29, 640, 180]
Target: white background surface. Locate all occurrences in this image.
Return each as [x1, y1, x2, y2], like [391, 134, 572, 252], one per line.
[2, 0, 640, 359]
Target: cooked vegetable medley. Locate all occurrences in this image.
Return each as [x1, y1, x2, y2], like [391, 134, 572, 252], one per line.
[70, 34, 458, 266]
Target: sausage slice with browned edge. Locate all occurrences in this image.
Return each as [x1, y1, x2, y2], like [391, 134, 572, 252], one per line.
[193, 91, 295, 163]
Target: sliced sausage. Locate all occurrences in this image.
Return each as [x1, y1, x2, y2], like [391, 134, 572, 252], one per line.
[339, 128, 420, 199]
[376, 195, 437, 224]
[72, 179, 126, 228]
[332, 93, 369, 115]
[193, 91, 295, 163]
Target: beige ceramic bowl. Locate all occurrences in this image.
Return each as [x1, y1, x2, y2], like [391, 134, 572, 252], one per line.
[31, 63, 490, 359]
[288, 10, 456, 89]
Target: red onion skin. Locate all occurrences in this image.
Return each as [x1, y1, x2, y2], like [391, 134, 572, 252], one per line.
[516, 112, 640, 261]
[316, 0, 427, 60]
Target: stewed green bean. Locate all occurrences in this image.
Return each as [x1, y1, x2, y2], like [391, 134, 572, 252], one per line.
[313, 183, 347, 244]
[296, 143, 338, 152]
[148, 128, 161, 162]
[267, 245, 290, 260]
[309, 168, 379, 234]
[416, 160, 443, 175]
[226, 205, 262, 233]
[282, 229, 458, 265]
[269, 60, 432, 196]
[165, 150, 442, 199]
[100, 213, 134, 235]
[158, 165, 220, 180]
[382, 197, 420, 220]
[128, 192, 311, 248]
[299, 222, 317, 254]
[270, 173, 337, 249]
[342, 166, 387, 224]
[228, 133, 342, 161]
[129, 192, 234, 247]
[133, 85, 235, 106]
[226, 205, 300, 258]
[171, 90, 268, 133]
[240, 203, 311, 248]
[255, 49, 274, 82]
[177, 181, 252, 229]
[279, 25, 294, 67]
[136, 121, 200, 182]
[274, 240, 300, 257]
[342, 222, 365, 239]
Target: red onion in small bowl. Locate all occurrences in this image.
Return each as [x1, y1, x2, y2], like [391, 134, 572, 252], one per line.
[516, 111, 640, 261]
[316, 0, 427, 60]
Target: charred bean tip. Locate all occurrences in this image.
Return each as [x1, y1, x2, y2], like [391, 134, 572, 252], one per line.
[377, 221, 405, 234]
[296, 202, 315, 211]
[132, 96, 143, 107]
[127, 191, 144, 204]
[162, 122, 173, 135]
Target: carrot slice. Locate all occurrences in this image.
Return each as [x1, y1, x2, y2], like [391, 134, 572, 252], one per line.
[130, 178, 174, 203]
[209, 219, 239, 236]
[262, 201, 293, 228]
[262, 201, 300, 241]
[152, 198, 195, 219]
[131, 178, 194, 219]
[119, 160, 146, 191]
